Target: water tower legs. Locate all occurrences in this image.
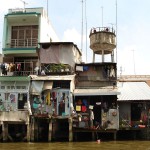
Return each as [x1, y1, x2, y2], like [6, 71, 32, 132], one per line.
[102, 50, 104, 62]
[93, 50, 115, 63]
[111, 51, 114, 63]
[93, 52, 95, 63]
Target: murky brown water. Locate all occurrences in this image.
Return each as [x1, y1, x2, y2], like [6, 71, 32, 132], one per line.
[0, 141, 150, 150]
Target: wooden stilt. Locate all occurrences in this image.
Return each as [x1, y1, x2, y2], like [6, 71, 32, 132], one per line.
[68, 118, 73, 142]
[26, 123, 30, 142]
[114, 131, 117, 140]
[2, 123, 8, 142]
[7, 134, 13, 142]
[0, 124, 2, 141]
[133, 131, 136, 140]
[74, 132, 77, 141]
[48, 118, 52, 142]
[30, 116, 35, 142]
[92, 132, 95, 141]
[0, 133, 2, 140]
[34, 118, 38, 141]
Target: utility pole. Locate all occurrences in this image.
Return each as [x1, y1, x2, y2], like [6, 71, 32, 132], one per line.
[115, 0, 118, 63]
[132, 50, 136, 75]
[85, 0, 87, 62]
[120, 66, 122, 77]
[0, 42, 1, 54]
[47, 0, 49, 17]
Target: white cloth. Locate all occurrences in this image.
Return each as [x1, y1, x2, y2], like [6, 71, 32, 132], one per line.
[90, 110, 94, 120]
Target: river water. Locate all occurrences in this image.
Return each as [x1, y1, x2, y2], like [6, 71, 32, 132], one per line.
[0, 141, 150, 150]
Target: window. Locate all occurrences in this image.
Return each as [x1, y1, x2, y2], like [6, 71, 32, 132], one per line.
[11, 25, 38, 48]
[53, 80, 70, 89]
[7, 86, 10, 89]
[16, 86, 26, 89]
[1, 86, 5, 89]
[11, 86, 15, 89]
[16, 86, 21, 89]
[22, 86, 26, 89]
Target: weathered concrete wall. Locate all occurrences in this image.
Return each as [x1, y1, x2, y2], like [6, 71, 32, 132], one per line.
[0, 111, 29, 123]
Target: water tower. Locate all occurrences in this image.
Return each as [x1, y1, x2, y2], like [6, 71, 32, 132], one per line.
[89, 27, 116, 62]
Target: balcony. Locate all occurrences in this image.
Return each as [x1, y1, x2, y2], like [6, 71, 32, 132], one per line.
[42, 63, 74, 75]
[0, 62, 73, 77]
[7, 38, 38, 48]
[1, 62, 37, 76]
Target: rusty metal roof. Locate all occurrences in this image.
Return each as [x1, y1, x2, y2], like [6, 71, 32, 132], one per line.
[73, 87, 120, 96]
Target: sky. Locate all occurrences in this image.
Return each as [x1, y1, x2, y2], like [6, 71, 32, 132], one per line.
[0, 0, 150, 75]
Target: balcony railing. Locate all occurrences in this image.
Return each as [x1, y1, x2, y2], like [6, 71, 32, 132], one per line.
[1, 62, 38, 76]
[8, 38, 38, 48]
[90, 27, 115, 35]
[13, 71, 36, 76]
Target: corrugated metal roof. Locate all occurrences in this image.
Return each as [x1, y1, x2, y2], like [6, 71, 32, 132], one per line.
[117, 82, 150, 101]
[74, 88, 120, 96]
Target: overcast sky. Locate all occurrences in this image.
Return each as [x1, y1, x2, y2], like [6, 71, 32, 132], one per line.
[0, 0, 150, 75]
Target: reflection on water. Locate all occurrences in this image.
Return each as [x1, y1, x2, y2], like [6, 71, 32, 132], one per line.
[1, 141, 150, 150]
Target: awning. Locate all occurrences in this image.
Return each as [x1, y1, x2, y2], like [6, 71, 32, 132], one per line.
[30, 81, 53, 95]
[30, 81, 44, 95]
[43, 81, 53, 91]
[30, 74, 75, 81]
[0, 76, 30, 81]
[117, 82, 150, 101]
[73, 88, 120, 96]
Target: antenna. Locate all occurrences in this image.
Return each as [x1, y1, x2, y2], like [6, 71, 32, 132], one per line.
[131, 49, 136, 75]
[120, 66, 122, 76]
[115, 0, 118, 63]
[101, 6, 103, 27]
[101, 0, 103, 27]
[81, 0, 84, 52]
[20, 0, 28, 9]
[108, 23, 115, 30]
[47, 0, 49, 17]
[85, 0, 87, 62]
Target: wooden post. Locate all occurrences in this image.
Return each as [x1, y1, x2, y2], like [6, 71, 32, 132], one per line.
[74, 132, 77, 141]
[68, 118, 73, 142]
[92, 132, 95, 141]
[48, 118, 52, 142]
[26, 123, 30, 142]
[34, 118, 38, 141]
[133, 130, 136, 140]
[30, 116, 35, 142]
[114, 131, 117, 140]
[0, 124, 2, 140]
[2, 123, 8, 142]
